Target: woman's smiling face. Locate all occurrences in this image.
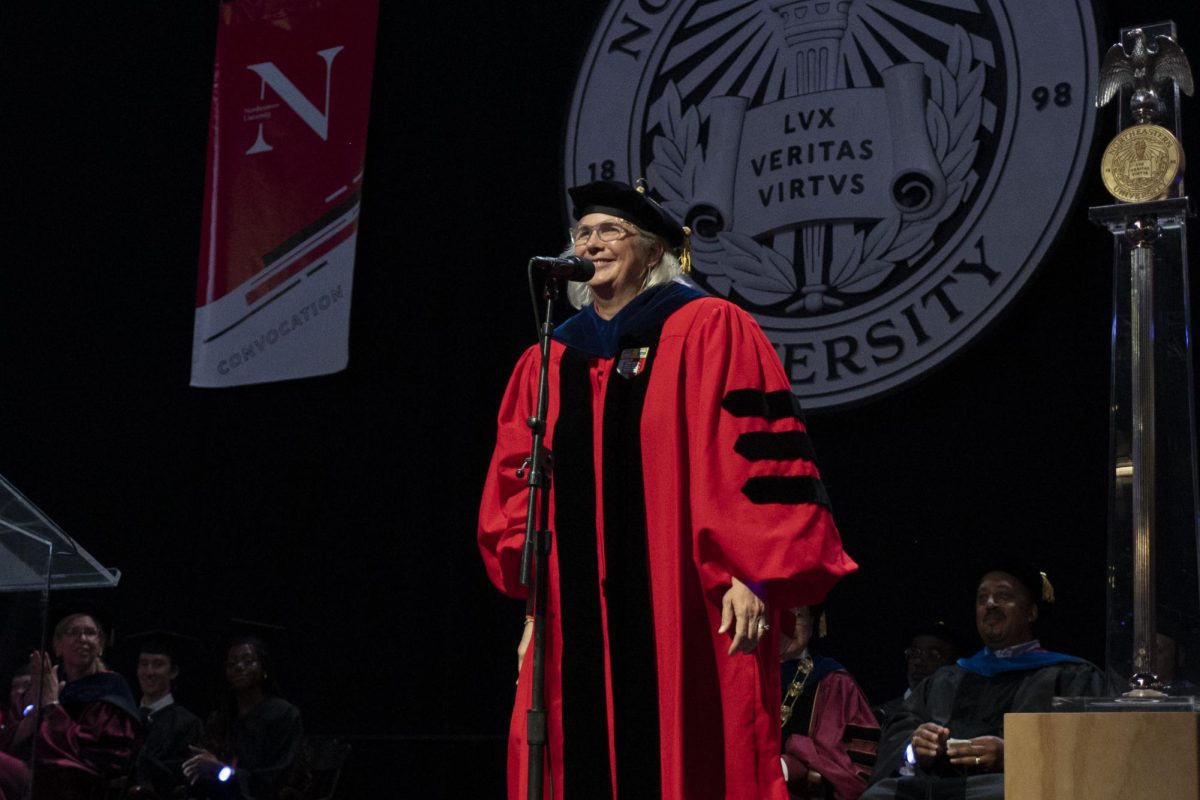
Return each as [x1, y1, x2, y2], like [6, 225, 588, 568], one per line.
[573, 213, 661, 314]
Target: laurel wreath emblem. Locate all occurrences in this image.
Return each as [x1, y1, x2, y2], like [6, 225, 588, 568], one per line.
[647, 25, 985, 313]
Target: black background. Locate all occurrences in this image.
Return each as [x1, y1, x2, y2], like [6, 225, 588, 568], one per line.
[2, 1, 1198, 796]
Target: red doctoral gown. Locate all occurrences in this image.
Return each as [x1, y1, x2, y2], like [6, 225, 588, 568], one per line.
[479, 287, 856, 799]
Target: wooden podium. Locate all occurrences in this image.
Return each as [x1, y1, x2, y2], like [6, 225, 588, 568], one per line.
[1004, 711, 1200, 799]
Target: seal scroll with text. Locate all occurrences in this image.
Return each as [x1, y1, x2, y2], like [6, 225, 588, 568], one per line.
[566, 0, 1099, 410]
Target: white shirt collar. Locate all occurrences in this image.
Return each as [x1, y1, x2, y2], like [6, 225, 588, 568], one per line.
[141, 692, 175, 714]
[990, 639, 1042, 658]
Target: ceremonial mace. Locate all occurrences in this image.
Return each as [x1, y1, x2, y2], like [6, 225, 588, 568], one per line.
[1091, 22, 1198, 696]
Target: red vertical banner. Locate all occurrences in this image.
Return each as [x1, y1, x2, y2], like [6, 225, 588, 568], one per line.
[192, 0, 378, 387]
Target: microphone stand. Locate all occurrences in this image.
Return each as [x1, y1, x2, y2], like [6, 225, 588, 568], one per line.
[518, 262, 561, 800]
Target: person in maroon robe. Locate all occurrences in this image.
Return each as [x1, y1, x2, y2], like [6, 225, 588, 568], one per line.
[778, 606, 879, 800]
[0, 751, 29, 800]
[18, 611, 139, 799]
[0, 668, 33, 754]
[479, 179, 856, 799]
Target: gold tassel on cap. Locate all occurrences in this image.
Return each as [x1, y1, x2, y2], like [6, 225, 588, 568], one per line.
[680, 226, 693, 274]
[634, 177, 691, 274]
[1040, 571, 1055, 605]
[818, 611, 828, 639]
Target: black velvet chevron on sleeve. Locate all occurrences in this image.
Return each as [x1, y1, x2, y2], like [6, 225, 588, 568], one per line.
[721, 388, 806, 422]
[722, 388, 829, 507]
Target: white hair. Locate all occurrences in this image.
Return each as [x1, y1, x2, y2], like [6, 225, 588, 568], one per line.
[566, 228, 683, 310]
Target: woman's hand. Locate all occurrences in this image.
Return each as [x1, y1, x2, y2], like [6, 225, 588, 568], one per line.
[516, 618, 533, 678]
[182, 746, 225, 784]
[947, 735, 1004, 771]
[27, 651, 61, 707]
[718, 577, 767, 655]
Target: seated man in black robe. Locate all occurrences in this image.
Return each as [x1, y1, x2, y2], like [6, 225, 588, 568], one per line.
[131, 633, 204, 798]
[863, 560, 1104, 800]
[873, 621, 967, 730]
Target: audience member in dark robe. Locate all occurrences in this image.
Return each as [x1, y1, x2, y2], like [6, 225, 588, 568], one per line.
[182, 636, 303, 799]
[863, 561, 1105, 800]
[873, 622, 967, 729]
[17, 611, 140, 799]
[130, 633, 204, 798]
[779, 606, 880, 800]
[0, 667, 33, 753]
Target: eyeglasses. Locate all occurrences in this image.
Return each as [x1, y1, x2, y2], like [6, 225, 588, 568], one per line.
[570, 221, 636, 244]
[225, 657, 260, 670]
[904, 647, 946, 662]
[61, 626, 101, 640]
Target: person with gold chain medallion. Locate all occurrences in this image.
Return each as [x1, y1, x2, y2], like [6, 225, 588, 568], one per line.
[779, 606, 880, 799]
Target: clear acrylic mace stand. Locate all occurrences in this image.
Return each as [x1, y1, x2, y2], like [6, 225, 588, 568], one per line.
[1088, 19, 1200, 701]
[0, 473, 120, 796]
[1091, 198, 1199, 699]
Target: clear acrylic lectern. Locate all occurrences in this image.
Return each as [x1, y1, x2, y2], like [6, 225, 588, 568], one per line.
[0, 473, 120, 796]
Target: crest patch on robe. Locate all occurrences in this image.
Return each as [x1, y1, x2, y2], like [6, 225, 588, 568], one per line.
[616, 347, 650, 377]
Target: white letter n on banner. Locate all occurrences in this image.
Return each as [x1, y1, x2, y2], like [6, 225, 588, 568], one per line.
[245, 45, 345, 154]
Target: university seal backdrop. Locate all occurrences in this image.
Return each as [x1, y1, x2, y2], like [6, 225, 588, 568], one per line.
[567, 0, 1098, 410]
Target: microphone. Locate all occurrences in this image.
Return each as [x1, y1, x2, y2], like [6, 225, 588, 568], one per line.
[529, 255, 595, 282]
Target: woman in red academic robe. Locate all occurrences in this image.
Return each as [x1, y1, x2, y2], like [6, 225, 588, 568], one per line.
[479, 179, 857, 799]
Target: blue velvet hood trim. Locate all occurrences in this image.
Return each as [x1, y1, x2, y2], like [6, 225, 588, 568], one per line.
[956, 648, 1084, 677]
[780, 653, 844, 696]
[553, 280, 706, 358]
